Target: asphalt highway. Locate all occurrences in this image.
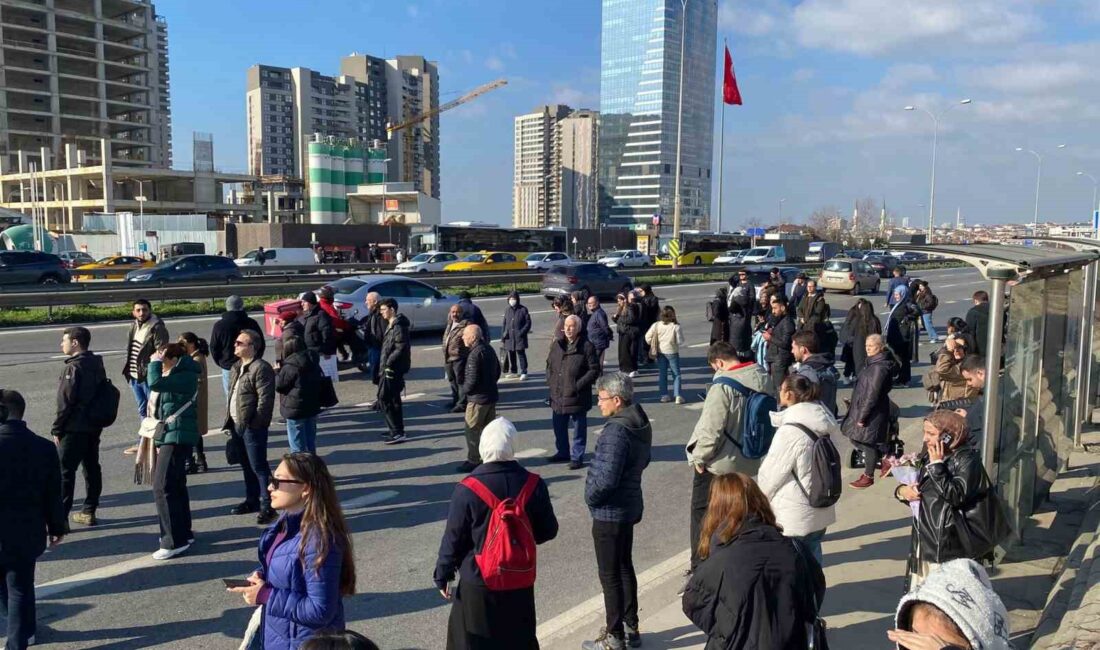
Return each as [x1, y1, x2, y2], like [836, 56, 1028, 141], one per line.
[0, 268, 986, 649]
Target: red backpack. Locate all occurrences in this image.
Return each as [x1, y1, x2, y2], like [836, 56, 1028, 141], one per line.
[460, 473, 540, 591]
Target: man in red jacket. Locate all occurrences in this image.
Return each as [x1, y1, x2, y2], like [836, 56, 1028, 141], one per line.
[317, 286, 351, 361]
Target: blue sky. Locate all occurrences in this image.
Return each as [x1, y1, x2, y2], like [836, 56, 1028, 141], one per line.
[166, 0, 1100, 227]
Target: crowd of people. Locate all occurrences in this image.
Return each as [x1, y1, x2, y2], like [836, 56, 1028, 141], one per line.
[0, 266, 1017, 650]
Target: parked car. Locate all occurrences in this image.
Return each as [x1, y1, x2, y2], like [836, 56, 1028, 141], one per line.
[741, 245, 787, 264]
[443, 251, 527, 272]
[818, 258, 881, 295]
[126, 254, 241, 283]
[541, 263, 634, 301]
[74, 254, 153, 280]
[713, 249, 747, 265]
[897, 251, 928, 262]
[525, 251, 573, 271]
[394, 251, 460, 273]
[58, 251, 95, 270]
[863, 254, 899, 278]
[235, 247, 316, 268]
[0, 250, 72, 286]
[597, 249, 651, 268]
[842, 249, 866, 259]
[740, 266, 801, 298]
[864, 249, 890, 258]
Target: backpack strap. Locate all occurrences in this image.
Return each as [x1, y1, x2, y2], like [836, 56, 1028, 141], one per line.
[786, 422, 819, 500]
[515, 473, 540, 511]
[712, 376, 751, 450]
[460, 476, 501, 509]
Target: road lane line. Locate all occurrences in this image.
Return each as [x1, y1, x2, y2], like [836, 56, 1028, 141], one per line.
[515, 447, 548, 459]
[342, 489, 399, 509]
[37, 554, 158, 600]
[421, 345, 442, 352]
[688, 342, 709, 348]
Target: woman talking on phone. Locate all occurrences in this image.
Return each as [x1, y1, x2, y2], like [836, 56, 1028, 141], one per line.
[895, 410, 1006, 589]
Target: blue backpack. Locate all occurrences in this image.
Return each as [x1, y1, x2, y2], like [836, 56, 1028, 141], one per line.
[714, 376, 777, 459]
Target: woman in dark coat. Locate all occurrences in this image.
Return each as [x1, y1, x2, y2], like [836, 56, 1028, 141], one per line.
[840, 298, 881, 379]
[707, 287, 729, 345]
[682, 473, 822, 650]
[885, 284, 921, 385]
[612, 292, 641, 375]
[843, 334, 895, 490]
[275, 337, 324, 453]
[434, 418, 558, 650]
[500, 291, 531, 378]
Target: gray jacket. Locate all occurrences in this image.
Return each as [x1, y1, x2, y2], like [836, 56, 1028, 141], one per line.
[227, 357, 276, 432]
[686, 363, 772, 475]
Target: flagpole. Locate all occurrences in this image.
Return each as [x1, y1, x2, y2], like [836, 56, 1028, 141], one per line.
[717, 39, 726, 234]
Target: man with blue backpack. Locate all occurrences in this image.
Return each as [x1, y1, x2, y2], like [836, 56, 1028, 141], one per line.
[685, 342, 776, 571]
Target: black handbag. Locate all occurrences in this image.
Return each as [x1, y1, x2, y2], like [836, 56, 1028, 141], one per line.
[224, 429, 245, 466]
[318, 376, 339, 408]
[955, 472, 1013, 558]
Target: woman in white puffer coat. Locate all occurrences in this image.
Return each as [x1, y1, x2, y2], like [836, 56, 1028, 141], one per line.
[758, 373, 839, 567]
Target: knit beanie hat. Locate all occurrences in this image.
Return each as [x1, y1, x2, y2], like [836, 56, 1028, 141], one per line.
[896, 559, 1010, 650]
[479, 417, 516, 464]
[226, 295, 244, 311]
[299, 291, 318, 305]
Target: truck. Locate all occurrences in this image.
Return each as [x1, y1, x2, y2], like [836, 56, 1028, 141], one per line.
[805, 241, 842, 263]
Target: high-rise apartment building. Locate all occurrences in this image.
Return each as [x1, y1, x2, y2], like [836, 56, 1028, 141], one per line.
[512, 105, 599, 229]
[0, 0, 172, 171]
[246, 53, 439, 199]
[598, 0, 717, 230]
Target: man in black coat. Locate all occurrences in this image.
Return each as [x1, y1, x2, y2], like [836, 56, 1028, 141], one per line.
[298, 291, 336, 360]
[457, 292, 490, 341]
[767, 266, 787, 294]
[844, 334, 895, 489]
[359, 291, 387, 385]
[965, 290, 991, 358]
[763, 293, 796, 396]
[209, 295, 265, 396]
[0, 390, 67, 649]
[457, 325, 501, 473]
[52, 326, 107, 527]
[546, 315, 600, 469]
[636, 285, 660, 366]
[378, 298, 411, 444]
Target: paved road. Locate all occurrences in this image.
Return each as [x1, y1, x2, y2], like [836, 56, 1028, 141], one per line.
[0, 268, 985, 649]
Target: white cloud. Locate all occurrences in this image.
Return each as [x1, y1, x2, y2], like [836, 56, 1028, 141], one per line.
[406, 4, 419, 18]
[791, 67, 816, 83]
[880, 64, 939, 90]
[549, 83, 598, 109]
[719, 0, 789, 36]
[485, 56, 505, 71]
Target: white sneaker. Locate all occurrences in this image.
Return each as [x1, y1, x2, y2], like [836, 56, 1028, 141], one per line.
[152, 543, 191, 560]
[503, 373, 516, 379]
[519, 373, 527, 381]
[628, 371, 637, 378]
[675, 396, 686, 404]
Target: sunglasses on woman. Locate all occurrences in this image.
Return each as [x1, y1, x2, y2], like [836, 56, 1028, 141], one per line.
[269, 476, 305, 490]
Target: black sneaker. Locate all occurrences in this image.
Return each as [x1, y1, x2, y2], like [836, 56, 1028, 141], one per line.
[384, 432, 407, 445]
[545, 453, 570, 464]
[256, 506, 278, 525]
[230, 501, 260, 516]
[455, 461, 479, 473]
[569, 459, 585, 470]
[450, 404, 466, 413]
[625, 624, 641, 648]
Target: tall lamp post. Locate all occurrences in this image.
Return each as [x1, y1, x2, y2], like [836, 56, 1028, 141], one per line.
[777, 198, 785, 226]
[1076, 171, 1099, 237]
[903, 98, 971, 245]
[1016, 144, 1065, 232]
[670, 0, 687, 268]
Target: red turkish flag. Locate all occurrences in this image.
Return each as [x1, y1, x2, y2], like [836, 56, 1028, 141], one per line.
[723, 45, 742, 105]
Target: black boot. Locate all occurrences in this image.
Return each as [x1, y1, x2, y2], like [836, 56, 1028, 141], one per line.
[195, 453, 208, 473]
[184, 456, 197, 475]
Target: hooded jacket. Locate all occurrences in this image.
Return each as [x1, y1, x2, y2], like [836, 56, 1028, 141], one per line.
[147, 355, 202, 447]
[585, 402, 653, 524]
[275, 350, 323, 420]
[300, 305, 337, 357]
[501, 296, 532, 352]
[843, 351, 895, 445]
[458, 298, 490, 341]
[53, 351, 107, 437]
[793, 353, 839, 417]
[210, 310, 266, 370]
[380, 313, 412, 376]
[686, 363, 771, 475]
[758, 402, 839, 536]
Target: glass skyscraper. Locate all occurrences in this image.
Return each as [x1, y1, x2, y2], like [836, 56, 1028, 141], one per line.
[599, 0, 717, 230]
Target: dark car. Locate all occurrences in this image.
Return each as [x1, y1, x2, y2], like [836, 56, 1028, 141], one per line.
[0, 250, 72, 286]
[897, 251, 928, 262]
[541, 263, 633, 300]
[741, 265, 801, 287]
[125, 254, 241, 283]
[863, 254, 899, 278]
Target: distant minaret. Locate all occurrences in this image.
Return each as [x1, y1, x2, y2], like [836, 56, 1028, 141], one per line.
[880, 197, 887, 234]
[956, 207, 964, 230]
[852, 205, 859, 231]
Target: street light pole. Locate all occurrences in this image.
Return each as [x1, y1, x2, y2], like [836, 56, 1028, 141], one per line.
[904, 99, 971, 245]
[1016, 144, 1065, 232]
[1076, 171, 1099, 237]
[778, 198, 785, 226]
[671, 0, 687, 268]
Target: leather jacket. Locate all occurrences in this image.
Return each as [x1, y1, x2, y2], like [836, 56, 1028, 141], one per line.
[914, 444, 987, 563]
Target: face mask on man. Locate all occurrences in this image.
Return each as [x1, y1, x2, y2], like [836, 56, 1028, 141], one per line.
[508, 299, 517, 307]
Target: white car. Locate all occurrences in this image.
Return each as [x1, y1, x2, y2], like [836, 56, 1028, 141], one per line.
[525, 251, 572, 271]
[394, 251, 460, 273]
[597, 249, 651, 268]
[324, 275, 459, 331]
[713, 249, 747, 265]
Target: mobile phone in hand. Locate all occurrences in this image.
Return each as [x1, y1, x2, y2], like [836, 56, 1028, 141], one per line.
[223, 578, 253, 589]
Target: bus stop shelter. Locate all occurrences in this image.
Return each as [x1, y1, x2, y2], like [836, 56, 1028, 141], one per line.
[893, 243, 1100, 538]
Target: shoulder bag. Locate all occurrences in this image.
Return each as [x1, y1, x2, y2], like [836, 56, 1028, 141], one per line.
[138, 392, 197, 443]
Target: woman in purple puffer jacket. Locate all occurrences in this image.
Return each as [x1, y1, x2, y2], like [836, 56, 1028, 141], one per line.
[229, 453, 356, 650]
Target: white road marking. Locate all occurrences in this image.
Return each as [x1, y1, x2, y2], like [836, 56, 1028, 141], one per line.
[530, 309, 556, 314]
[688, 342, 709, 348]
[421, 345, 442, 352]
[684, 402, 705, 411]
[37, 554, 158, 600]
[341, 489, 399, 509]
[515, 447, 548, 459]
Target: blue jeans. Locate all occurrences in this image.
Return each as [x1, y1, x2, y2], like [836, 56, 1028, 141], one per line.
[239, 427, 271, 506]
[368, 346, 381, 382]
[793, 528, 826, 568]
[552, 411, 588, 462]
[129, 378, 150, 418]
[922, 313, 938, 341]
[221, 367, 232, 398]
[657, 353, 682, 399]
[286, 417, 317, 454]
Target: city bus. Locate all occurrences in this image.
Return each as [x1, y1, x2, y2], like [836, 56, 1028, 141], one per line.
[409, 223, 567, 257]
[654, 232, 753, 266]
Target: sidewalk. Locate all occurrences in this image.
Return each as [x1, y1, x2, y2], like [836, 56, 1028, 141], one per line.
[543, 409, 1100, 650]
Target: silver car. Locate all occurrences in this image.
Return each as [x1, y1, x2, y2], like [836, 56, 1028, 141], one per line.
[525, 251, 572, 271]
[597, 249, 651, 268]
[324, 274, 459, 332]
[394, 251, 460, 274]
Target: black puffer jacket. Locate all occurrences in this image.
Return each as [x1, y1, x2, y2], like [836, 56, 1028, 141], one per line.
[843, 351, 894, 445]
[639, 293, 660, 331]
[708, 289, 729, 344]
[546, 337, 599, 414]
[462, 340, 501, 405]
[915, 444, 989, 563]
[966, 302, 991, 357]
[613, 302, 641, 336]
[210, 310, 266, 369]
[380, 313, 411, 376]
[585, 403, 652, 524]
[274, 319, 304, 367]
[227, 358, 276, 431]
[359, 306, 386, 349]
[682, 518, 822, 650]
[52, 351, 107, 437]
[275, 350, 323, 420]
[765, 313, 796, 366]
[300, 305, 337, 357]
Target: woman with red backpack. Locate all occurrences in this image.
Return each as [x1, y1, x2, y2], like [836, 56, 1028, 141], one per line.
[434, 417, 559, 649]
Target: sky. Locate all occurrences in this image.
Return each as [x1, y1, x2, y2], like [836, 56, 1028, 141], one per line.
[165, 0, 1100, 228]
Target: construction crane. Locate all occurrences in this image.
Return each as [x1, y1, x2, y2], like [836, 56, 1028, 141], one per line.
[386, 78, 507, 135]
